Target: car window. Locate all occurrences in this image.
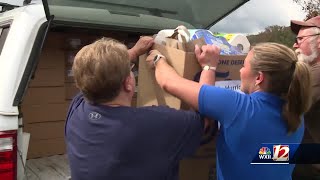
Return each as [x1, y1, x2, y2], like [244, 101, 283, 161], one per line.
[47, 0, 249, 30]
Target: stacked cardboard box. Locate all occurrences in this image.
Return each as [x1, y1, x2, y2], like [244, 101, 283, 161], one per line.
[64, 41, 80, 100]
[22, 33, 69, 158]
[22, 32, 87, 159]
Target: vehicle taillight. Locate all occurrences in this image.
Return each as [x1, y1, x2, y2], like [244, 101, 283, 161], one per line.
[0, 130, 17, 180]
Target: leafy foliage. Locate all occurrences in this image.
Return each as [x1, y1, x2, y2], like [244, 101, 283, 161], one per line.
[247, 25, 296, 48]
[293, 0, 320, 19]
[247, 1, 319, 48]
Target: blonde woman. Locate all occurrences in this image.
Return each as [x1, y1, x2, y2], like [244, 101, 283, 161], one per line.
[147, 42, 312, 180]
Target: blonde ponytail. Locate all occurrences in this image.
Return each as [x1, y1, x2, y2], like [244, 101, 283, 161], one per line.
[251, 43, 312, 133]
[282, 61, 312, 133]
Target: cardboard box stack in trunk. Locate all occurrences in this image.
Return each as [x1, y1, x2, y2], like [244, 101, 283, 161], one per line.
[22, 33, 68, 159]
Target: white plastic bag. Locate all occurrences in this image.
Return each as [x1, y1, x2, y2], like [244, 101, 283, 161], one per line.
[154, 25, 190, 45]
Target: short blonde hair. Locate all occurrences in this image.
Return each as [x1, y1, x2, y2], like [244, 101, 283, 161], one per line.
[72, 37, 130, 104]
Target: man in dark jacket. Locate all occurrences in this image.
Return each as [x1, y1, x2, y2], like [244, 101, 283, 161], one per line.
[291, 15, 320, 180]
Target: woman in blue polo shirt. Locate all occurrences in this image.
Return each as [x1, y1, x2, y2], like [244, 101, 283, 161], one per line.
[146, 42, 312, 180]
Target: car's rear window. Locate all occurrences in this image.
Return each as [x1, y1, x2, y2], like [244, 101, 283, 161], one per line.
[47, 0, 249, 30]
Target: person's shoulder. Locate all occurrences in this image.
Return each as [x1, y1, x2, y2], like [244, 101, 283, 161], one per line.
[136, 106, 203, 132]
[200, 84, 246, 95]
[138, 105, 180, 113]
[311, 62, 320, 81]
[69, 92, 85, 110]
[311, 62, 320, 74]
[311, 62, 320, 69]
[137, 105, 199, 117]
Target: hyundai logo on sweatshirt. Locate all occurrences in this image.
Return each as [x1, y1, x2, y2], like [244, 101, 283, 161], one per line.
[89, 112, 101, 120]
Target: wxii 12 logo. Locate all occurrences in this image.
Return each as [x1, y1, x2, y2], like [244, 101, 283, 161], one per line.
[258, 145, 289, 162]
[272, 145, 289, 161]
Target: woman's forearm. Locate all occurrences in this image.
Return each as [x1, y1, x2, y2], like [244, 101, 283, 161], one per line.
[147, 44, 219, 111]
[155, 59, 202, 110]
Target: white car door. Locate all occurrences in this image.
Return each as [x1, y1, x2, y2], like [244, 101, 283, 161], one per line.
[0, 2, 52, 179]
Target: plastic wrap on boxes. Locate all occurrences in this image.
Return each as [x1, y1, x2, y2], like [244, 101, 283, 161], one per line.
[190, 29, 242, 55]
[215, 33, 250, 54]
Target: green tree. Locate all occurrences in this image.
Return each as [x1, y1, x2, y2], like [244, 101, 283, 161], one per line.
[247, 25, 296, 48]
[293, 0, 320, 19]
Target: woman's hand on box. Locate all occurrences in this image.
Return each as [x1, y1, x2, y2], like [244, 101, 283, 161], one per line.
[145, 50, 165, 69]
[146, 50, 177, 90]
[195, 44, 220, 68]
[146, 49, 203, 111]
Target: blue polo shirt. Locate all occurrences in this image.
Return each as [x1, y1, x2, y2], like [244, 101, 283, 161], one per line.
[65, 93, 204, 180]
[198, 85, 304, 180]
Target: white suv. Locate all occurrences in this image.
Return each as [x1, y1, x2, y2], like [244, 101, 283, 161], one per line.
[0, 0, 248, 179]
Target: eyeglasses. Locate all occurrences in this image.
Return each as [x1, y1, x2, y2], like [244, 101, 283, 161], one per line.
[130, 63, 135, 70]
[295, 33, 320, 44]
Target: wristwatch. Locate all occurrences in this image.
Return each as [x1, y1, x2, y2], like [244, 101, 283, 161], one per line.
[203, 65, 216, 71]
[153, 54, 165, 66]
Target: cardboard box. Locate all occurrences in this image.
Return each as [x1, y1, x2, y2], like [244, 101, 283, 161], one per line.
[65, 50, 78, 67]
[215, 55, 246, 81]
[23, 87, 65, 105]
[65, 67, 75, 83]
[65, 83, 79, 100]
[64, 50, 78, 83]
[179, 138, 217, 180]
[61, 32, 127, 50]
[22, 103, 69, 123]
[24, 121, 66, 140]
[29, 47, 65, 87]
[27, 138, 66, 159]
[42, 32, 66, 49]
[193, 139, 216, 158]
[137, 40, 203, 110]
[137, 51, 246, 109]
[30, 68, 65, 87]
[36, 48, 65, 69]
[179, 158, 216, 180]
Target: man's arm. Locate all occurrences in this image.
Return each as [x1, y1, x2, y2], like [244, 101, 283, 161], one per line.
[128, 36, 154, 62]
